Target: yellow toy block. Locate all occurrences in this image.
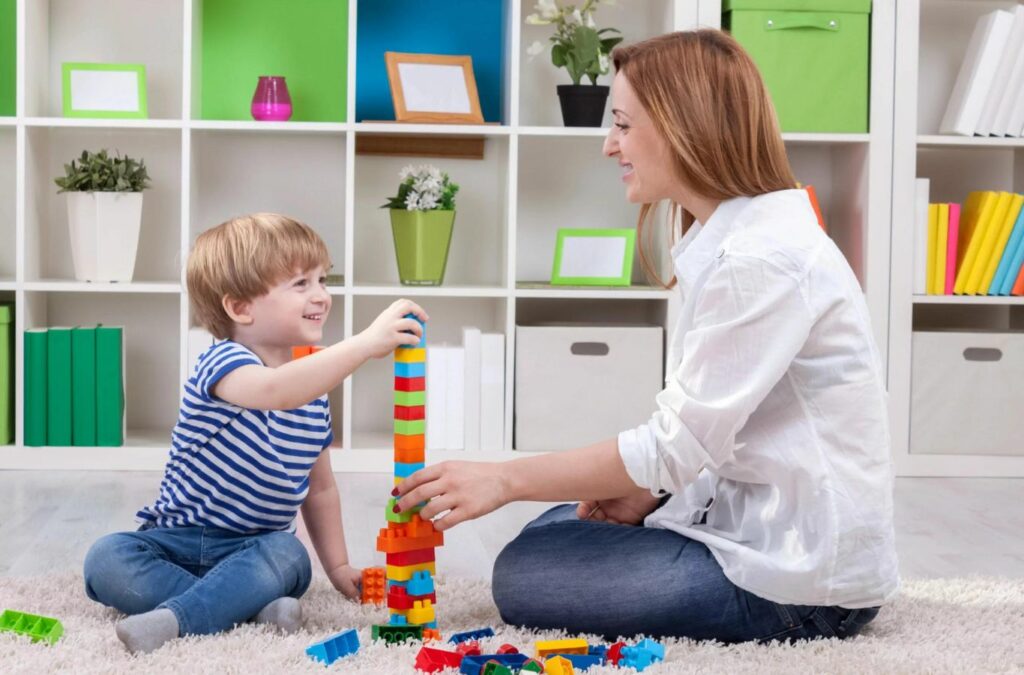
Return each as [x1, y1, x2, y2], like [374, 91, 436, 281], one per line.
[386, 561, 436, 582]
[394, 348, 426, 363]
[535, 638, 588, 659]
[544, 655, 575, 675]
[406, 599, 436, 625]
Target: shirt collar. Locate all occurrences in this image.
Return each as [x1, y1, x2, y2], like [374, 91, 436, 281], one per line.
[673, 195, 753, 295]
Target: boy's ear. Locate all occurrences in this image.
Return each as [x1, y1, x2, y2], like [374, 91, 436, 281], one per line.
[222, 295, 254, 326]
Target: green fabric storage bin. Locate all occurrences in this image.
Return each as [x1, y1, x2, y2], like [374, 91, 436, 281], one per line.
[723, 0, 871, 133]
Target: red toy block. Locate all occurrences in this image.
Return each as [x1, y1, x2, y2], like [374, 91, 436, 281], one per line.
[377, 516, 444, 554]
[415, 645, 463, 673]
[395, 376, 426, 392]
[387, 584, 438, 610]
[497, 644, 519, 654]
[395, 447, 426, 464]
[455, 640, 481, 656]
[607, 641, 626, 666]
[395, 433, 426, 452]
[387, 547, 436, 567]
[361, 567, 386, 605]
[395, 404, 426, 421]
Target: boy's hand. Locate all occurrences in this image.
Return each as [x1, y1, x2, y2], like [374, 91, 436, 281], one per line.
[327, 563, 362, 601]
[356, 299, 430, 359]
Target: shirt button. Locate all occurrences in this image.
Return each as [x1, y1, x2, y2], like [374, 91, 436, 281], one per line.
[715, 248, 725, 258]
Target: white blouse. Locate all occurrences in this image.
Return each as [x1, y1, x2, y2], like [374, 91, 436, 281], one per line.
[618, 189, 900, 609]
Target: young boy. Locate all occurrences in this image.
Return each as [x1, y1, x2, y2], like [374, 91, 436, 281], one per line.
[83, 213, 429, 654]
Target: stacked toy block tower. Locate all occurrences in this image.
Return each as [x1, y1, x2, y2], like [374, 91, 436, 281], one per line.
[376, 314, 444, 642]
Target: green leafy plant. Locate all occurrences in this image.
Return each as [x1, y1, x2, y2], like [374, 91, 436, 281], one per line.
[54, 149, 151, 193]
[526, 0, 623, 86]
[381, 164, 459, 212]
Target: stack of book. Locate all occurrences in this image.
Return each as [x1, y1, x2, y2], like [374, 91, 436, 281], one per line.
[23, 325, 124, 446]
[940, 5, 1024, 137]
[0, 303, 12, 445]
[915, 180, 1024, 295]
[425, 327, 504, 451]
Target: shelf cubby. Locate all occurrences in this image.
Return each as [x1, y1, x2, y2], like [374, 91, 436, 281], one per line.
[0, 127, 13, 280]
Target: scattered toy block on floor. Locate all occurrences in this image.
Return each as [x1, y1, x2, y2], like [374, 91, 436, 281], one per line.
[455, 640, 482, 656]
[535, 638, 588, 659]
[449, 627, 495, 644]
[481, 661, 514, 675]
[415, 645, 463, 673]
[0, 609, 63, 644]
[305, 628, 359, 665]
[459, 653, 529, 675]
[497, 643, 519, 654]
[543, 655, 575, 675]
[606, 642, 626, 666]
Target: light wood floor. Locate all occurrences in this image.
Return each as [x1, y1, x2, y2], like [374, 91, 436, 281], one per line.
[1, 471, 1022, 580]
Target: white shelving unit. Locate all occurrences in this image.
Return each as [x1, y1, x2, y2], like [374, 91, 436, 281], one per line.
[0, 0, 896, 473]
[890, 0, 1024, 477]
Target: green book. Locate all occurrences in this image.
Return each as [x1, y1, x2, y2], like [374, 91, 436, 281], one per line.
[0, 304, 12, 445]
[96, 326, 124, 447]
[24, 329, 48, 446]
[71, 326, 97, 446]
[46, 327, 72, 446]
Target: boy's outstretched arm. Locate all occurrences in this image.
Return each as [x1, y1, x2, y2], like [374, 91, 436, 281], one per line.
[300, 451, 361, 599]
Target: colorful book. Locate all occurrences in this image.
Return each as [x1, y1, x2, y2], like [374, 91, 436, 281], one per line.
[934, 203, 949, 294]
[46, 327, 72, 446]
[945, 203, 961, 295]
[71, 326, 97, 446]
[978, 193, 1024, 293]
[999, 206, 1024, 294]
[0, 304, 12, 445]
[926, 203, 939, 294]
[913, 179, 930, 295]
[24, 329, 47, 446]
[957, 192, 987, 272]
[955, 191, 1000, 293]
[1012, 259, 1024, 295]
[966, 192, 1016, 294]
[96, 326, 124, 447]
[990, 197, 1024, 293]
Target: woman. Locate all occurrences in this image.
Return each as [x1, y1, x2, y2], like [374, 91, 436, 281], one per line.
[394, 29, 899, 643]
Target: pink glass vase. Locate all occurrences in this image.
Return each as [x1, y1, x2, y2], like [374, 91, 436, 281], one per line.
[251, 75, 293, 121]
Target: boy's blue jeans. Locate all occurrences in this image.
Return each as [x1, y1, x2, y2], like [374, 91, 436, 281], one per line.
[83, 524, 312, 636]
[491, 504, 880, 643]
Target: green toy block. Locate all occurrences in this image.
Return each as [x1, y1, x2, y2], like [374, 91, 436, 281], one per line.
[0, 609, 64, 644]
[395, 390, 426, 407]
[521, 659, 544, 672]
[371, 623, 422, 644]
[394, 419, 425, 435]
[387, 497, 422, 523]
[482, 661, 514, 675]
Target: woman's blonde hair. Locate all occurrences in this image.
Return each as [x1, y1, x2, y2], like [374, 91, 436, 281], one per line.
[612, 29, 797, 288]
[187, 213, 331, 339]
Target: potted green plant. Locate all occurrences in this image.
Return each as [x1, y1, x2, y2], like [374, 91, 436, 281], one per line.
[526, 0, 623, 127]
[381, 165, 459, 286]
[54, 150, 151, 282]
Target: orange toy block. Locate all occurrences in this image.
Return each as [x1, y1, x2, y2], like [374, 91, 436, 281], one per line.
[395, 433, 426, 451]
[361, 567, 386, 605]
[422, 628, 442, 642]
[377, 516, 444, 554]
[395, 446, 426, 464]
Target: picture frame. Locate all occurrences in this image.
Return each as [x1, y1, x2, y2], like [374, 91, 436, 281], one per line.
[385, 52, 484, 124]
[551, 228, 636, 287]
[62, 62, 148, 119]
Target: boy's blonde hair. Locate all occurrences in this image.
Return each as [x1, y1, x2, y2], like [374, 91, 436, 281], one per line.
[187, 213, 331, 339]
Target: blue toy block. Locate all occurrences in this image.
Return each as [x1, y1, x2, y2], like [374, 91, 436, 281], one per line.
[619, 640, 664, 672]
[395, 461, 426, 478]
[559, 654, 603, 670]
[306, 628, 360, 665]
[406, 570, 436, 596]
[588, 644, 608, 661]
[389, 614, 408, 626]
[395, 361, 426, 378]
[459, 653, 529, 675]
[400, 313, 426, 349]
[634, 638, 665, 660]
[449, 626, 495, 645]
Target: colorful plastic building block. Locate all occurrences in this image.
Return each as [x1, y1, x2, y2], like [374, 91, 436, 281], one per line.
[395, 460, 426, 478]
[305, 628, 359, 665]
[543, 655, 575, 675]
[459, 653, 529, 675]
[535, 638, 588, 659]
[422, 627, 442, 642]
[394, 390, 426, 407]
[406, 599, 436, 625]
[556, 653, 602, 671]
[619, 641, 664, 672]
[395, 404, 426, 420]
[587, 644, 607, 660]
[361, 566, 386, 605]
[387, 547, 436, 567]
[634, 638, 665, 661]
[415, 645, 463, 673]
[395, 375, 426, 392]
[606, 641, 626, 666]
[395, 347, 426, 363]
[395, 446, 426, 464]
[395, 361, 426, 378]
[449, 626, 495, 644]
[386, 560, 436, 582]
[0, 609, 63, 644]
[372, 623, 423, 644]
[455, 640, 482, 656]
[481, 661, 514, 675]
[386, 497, 417, 523]
[401, 313, 426, 348]
[387, 584, 437, 609]
[405, 570, 436, 596]
[520, 658, 545, 673]
[497, 643, 519, 654]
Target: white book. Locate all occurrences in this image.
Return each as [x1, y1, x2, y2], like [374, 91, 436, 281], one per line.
[975, 6, 1024, 136]
[479, 332, 505, 451]
[187, 327, 214, 379]
[461, 327, 482, 451]
[1001, 55, 1024, 137]
[445, 347, 465, 450]
[939, 9, 1014, 136]
[425, 344, 447, 451]
[914, 178, 930, 295]
[987, 6, 1024, 136]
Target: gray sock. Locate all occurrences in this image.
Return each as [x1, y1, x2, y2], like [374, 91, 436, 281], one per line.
[115, 608, 179, 654]
[254, 596, 302, 634]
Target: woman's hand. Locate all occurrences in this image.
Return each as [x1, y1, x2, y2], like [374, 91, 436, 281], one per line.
[392, 461, 511, 531]
[327, 563, 362, 601]
[576, 485, 664, 525]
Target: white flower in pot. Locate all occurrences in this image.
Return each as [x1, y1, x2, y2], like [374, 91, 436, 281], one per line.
[54, 149, 151, 282]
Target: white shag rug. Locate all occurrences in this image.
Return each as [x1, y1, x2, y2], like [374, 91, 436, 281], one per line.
[2, 573, 1024, 674]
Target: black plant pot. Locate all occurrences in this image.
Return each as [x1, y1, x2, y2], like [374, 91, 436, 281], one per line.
[557, 84, 610, 127]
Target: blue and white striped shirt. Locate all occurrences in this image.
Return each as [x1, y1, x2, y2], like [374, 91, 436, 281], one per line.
[137, 340, 333, 533]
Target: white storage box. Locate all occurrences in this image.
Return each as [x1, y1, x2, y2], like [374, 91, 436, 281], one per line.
[911, 330, 1024, 456]
[515, 323, 663, 451]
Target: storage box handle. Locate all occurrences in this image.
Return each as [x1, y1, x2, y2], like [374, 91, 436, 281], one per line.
[765, 14, 840, 32]
[570, 342, 609, 356]
[963, 347, 1002, 362]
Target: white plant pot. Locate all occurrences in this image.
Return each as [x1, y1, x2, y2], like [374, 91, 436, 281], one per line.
[66, 191, 143, 282]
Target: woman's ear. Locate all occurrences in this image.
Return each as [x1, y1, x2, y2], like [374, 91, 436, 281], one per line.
[222, 295, 254, 326]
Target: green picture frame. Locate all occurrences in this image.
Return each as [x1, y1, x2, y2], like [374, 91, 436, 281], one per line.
[551, 228, 636, 287]
[61, 62, 148, 119]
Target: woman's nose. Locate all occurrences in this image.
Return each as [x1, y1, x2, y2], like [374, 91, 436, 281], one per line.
[602, 129, 618, 157]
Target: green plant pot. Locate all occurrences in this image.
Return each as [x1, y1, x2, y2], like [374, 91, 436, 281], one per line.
[390, 209, 455, 286]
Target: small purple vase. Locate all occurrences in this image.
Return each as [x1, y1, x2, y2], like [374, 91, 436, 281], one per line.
[251, 75, 293, 121]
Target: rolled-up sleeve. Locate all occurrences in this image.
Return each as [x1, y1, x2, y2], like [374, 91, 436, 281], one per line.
[619, 252, 815, 496]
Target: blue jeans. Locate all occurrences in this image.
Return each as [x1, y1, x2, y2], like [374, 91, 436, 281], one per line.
[491, 504, 879, 643]
[83, 525, 312, 636]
